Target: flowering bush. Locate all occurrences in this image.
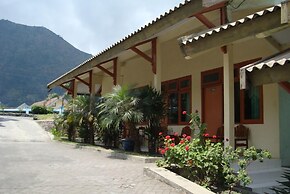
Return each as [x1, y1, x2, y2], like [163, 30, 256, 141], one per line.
[157, 111, 271, 191]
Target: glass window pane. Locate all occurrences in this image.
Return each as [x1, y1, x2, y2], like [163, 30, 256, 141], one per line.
[203, 72, 219, 84]
[161, 84, 166, 92]
[180, 79, 190, 89]
[244, 85, 260, 120]
[180, 92, 190, 122]
[168, 92, 178, 124]
[168, 82, 177, 91]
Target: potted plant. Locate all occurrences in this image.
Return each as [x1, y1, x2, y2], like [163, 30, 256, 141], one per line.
[97, 85, 143, 151]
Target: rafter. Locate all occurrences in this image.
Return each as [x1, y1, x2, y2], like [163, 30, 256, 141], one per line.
[130, 38, 157, 74]
[60, 84, 71, 92]
[75, 76, 89, 86]
[95, 57, 118, 85]
[191, 1, 226, 16]
[195, 14, 215, 28]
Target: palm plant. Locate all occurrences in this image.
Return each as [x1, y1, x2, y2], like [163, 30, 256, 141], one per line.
[271, 168, 290, 193]
[76, 95, 98, 144]
[64, 95, 97, 144]
[134, 86, 166, 153]
[97, 85, 143, 149]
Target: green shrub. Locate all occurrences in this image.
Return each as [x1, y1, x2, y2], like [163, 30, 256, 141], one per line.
[31, 105, 49, 114]
[157, 112, 271, 191]
[51, 128, 63, 139]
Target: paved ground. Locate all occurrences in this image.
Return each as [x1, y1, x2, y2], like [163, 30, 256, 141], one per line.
[0, 116, 183, 194]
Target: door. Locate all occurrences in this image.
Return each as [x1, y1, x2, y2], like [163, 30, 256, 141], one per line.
[203, 84, 223, 135]
[201, 68, 223, 136]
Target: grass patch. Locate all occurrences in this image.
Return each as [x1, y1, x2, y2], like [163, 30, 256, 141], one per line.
[34, 114, 55, 120]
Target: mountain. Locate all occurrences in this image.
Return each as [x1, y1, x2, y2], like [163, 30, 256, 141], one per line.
[0, 20, 91, 107]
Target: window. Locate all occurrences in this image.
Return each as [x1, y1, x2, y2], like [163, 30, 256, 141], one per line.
[234, 59, 263, 124]
[162, 76, 191, 125]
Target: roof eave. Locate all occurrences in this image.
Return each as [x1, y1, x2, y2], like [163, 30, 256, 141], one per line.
[48, 0, 210, 89]
[179, 5, 290, 59]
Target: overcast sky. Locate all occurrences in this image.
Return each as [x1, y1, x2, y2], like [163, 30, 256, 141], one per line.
[0, 0, 184, 55]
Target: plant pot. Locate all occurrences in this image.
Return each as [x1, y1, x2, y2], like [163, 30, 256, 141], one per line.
[122, 139, 135, 151]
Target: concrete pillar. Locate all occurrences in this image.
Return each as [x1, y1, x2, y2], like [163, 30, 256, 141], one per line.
[90, 72, 96, 96]
[153, 39, 162, 91]
[223, 45, 235, 147]
[116, 61, 123, 86]
[72, 79, 77, 98]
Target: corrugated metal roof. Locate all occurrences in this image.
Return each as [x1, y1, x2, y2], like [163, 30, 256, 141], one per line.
[48, 0, 191, 86]
[88, 1, 191, 60]
[242, 49, 290, 72]
[180, 4, 282, 45]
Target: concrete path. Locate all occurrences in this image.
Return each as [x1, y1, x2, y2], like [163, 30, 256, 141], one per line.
[0, 116, 183, 194]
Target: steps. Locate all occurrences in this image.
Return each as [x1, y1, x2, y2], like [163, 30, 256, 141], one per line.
[236, 159, 288, 194]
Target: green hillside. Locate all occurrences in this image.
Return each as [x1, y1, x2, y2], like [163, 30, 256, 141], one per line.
[0, 20, 91, 107]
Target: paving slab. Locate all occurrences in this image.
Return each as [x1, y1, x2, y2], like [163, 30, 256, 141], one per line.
[0, 116, 184, 194]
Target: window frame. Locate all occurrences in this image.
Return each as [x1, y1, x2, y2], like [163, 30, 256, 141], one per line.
[162, 75, 192, 125]
[234, 58, 264, 124]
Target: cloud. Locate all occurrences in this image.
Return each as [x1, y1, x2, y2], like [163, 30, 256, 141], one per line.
[0, 0, 183, 54]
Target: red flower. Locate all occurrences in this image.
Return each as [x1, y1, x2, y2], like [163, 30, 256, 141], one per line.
[203, 133, 209, 137]
[213, 135, 217, 139]
[170, 143, 175, 147]
[179, 140, 184, 144]
[160, 149, 166, 155]
[182, 111, 187, 115]
[165, 135, 171, 140]
[182, 134, 187, 138]
[171, 138, 175, 141]
[165, 147, 169, 151]
[159, 132, 163, 136]
[186, 136, 191, 141]
[174, 132, 179, 136]
[185, 145, 189, 151]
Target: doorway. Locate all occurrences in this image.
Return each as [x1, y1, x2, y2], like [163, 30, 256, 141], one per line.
[201, 68, 223, 136]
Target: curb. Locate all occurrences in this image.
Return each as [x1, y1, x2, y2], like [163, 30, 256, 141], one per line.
[144, 166, 214, 194]
[53, 138, 161, 163]
[35, 120, 161, 163]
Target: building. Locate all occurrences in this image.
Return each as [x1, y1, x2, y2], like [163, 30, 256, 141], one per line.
[47, 0, 290, 170]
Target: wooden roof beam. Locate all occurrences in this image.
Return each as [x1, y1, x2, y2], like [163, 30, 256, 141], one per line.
[75, 76, 89, 86]
[195, 14, 215, 28]
[130, 38, 157, 74]
[96, 58, 117, 85]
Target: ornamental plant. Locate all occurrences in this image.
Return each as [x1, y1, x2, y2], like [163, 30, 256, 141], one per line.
[157, 111, 271, 192]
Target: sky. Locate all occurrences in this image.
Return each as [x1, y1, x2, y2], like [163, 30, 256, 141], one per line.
[0, 0, 184, 55]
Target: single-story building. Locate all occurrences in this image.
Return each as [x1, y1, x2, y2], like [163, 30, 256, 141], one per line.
[47, 0, 290, 168]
